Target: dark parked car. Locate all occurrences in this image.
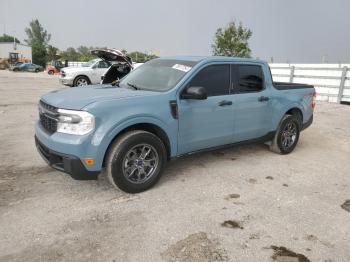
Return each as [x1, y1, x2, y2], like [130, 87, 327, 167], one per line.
[12, 63, 43, 72]
[8, 62, 23, 70]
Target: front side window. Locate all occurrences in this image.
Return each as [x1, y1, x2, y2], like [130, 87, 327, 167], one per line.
[98, 61, 110, 68]
[188, 64, 230, 96]
[236, 65, 264, 93]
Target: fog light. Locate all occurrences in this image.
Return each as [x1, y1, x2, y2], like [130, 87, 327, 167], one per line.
[84, 159, 95, 166]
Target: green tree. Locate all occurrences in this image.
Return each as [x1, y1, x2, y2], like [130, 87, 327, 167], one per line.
[24, 19, 51, 46]
[60, 47, 80, 61]
[128, 51, 158, 63]
[25, 19, 51, 66]
[76, 46, 95, 61]
[0, 34, 20, 43]
[31, 41, 47, 66]
[212, 20, 252, 58]
[128, 51, 147, 62]
[47, 45, 60, 61]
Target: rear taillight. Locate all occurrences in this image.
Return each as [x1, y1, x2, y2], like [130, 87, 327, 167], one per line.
[312, 91, 316, 109]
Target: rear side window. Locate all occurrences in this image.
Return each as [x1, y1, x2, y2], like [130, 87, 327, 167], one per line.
[236, 65, 264, 93]
[189, 65, 230, 96]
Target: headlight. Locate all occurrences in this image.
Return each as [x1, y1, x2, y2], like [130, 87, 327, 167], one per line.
[57, 109, 95, 135]
[61, 70, 71, 77]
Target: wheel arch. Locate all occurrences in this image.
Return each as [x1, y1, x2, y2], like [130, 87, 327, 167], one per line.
[273, 105, 304, 132]
[102, 122, 172, 168]
[74, 74, 91, 85]
[285, 107, 303, 127]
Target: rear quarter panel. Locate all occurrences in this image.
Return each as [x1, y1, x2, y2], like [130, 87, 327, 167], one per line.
[269, 87, 314, 131]
[261, 62, 314, 131]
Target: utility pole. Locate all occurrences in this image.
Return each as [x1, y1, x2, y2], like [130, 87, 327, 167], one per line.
[12, 30, 17, 50]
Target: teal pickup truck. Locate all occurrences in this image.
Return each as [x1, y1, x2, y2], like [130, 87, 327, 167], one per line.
[35, 56, 315, 193]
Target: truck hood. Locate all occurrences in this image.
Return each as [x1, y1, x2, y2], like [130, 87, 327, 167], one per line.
[41, 85, 154, 110]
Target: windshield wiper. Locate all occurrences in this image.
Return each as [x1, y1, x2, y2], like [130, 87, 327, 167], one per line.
[127, 82, 140, 90]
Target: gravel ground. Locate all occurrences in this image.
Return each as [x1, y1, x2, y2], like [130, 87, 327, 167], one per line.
[0, 70, 349, 262]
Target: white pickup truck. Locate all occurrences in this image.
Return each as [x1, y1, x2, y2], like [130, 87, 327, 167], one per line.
[59, 49, 134, 87]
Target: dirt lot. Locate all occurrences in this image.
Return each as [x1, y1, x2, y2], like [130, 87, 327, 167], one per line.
[0, 70, 349, 262]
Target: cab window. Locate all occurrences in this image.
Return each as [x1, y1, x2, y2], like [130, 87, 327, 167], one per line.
[234, 65, 264, 93]
[189, 65, 230, 96]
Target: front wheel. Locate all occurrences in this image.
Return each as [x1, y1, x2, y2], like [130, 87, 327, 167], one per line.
[48, 70, 54, 75]
[270, 115, 300, 154]
[106, 130, 167, 193]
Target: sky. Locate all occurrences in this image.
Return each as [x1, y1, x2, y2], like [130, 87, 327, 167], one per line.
[1, 0, 349, 63]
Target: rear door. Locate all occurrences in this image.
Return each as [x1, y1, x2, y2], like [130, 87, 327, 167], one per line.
[178, 64, 234, 154]
[231, 64, 272, 142]
[27, 64, 35, 72]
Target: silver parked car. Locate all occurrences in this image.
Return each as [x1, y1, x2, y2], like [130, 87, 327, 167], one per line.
[59, 49, 133, 87]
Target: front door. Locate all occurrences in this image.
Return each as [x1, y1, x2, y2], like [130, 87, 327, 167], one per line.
[231, 64, 272, 142]
[91, 60, 110, 84]
[178, 64, 234, 154]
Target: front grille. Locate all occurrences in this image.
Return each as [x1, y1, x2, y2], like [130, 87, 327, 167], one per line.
[39, 100, 58, 133]
[40, 114, 58, 133]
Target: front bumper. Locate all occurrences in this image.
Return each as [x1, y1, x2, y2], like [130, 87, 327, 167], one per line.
[59, 76, 74, 86]
[35, 136, 99, 180]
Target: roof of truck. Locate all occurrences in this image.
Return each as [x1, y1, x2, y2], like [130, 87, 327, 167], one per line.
[158, 56, 265, 64]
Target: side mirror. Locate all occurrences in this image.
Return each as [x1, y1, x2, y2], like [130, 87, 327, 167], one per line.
[181, 86, 207, 100]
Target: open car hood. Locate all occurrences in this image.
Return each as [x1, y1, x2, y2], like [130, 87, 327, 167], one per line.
[91, 48, 132, 67]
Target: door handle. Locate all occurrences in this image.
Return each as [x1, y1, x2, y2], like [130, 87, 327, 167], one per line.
[258, 96, 270, 102]
[218, 100, 233, 106]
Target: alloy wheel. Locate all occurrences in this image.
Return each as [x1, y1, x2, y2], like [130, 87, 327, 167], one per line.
[122, 144, 159, 184]
[76, 78, 88, 86]
[281, 121, 297, 150]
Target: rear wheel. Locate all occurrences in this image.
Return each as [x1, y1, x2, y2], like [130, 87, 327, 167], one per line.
[48, 70, 54, 75]
[74, 76, 90, 87]
[270, 115, 300, 154]
[35, 68, 40, 73]
[106, 131, 167, 193]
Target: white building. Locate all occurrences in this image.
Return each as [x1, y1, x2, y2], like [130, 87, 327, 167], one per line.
[0, 42, 32, 62]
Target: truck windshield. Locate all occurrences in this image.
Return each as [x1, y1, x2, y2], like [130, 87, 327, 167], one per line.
[119, 59, 198, 92]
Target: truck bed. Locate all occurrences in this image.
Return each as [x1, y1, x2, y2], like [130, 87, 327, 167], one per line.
[273, 82, 314, 90]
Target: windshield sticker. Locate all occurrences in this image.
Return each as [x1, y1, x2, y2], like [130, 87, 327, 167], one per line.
[172, 64, 192, 72]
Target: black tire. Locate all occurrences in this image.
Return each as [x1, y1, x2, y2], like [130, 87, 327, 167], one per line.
[35, 68, 40, 73]
[13, 68, 19, 72]
[48, 70, 54, 75]
[270, 115, 300, 154]
[73, 76, 90, 87]
[106, 130, 167, 193]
